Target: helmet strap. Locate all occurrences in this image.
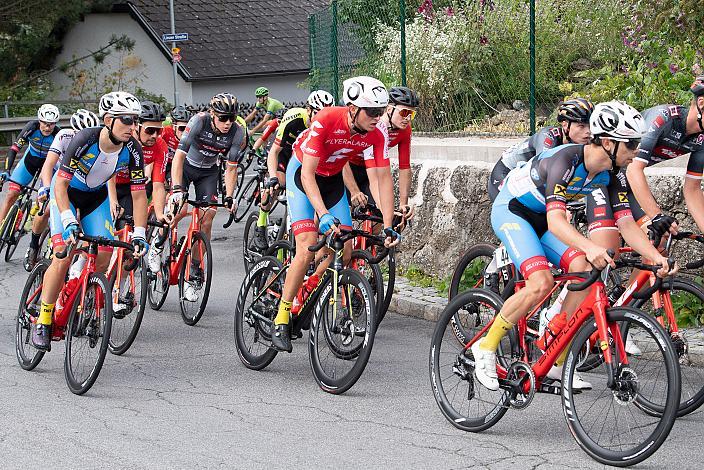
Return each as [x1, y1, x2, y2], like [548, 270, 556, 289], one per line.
[107, 119, 123, 145]
[386, 108, 399, 131]
[600, 141, 619, 170]
[349, 108, 366, 134]
[564, 122, 572, 143]
[210, 115, 223, 135]
[696, 101, 704, 133]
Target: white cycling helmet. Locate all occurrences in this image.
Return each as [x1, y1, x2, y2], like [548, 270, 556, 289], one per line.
[37, 104, 60, 123]
[590, 100, 647, 141]
[342, 76, 389, 108]
[99, 91, 141, 117]
[70, 109, 100, 131]
[307, 90, 335, 111]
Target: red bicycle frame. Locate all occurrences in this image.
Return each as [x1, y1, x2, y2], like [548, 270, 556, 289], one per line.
[167, 204, 209, 286]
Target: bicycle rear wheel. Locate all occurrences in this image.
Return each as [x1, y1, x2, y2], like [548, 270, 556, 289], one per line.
[233, 256, 281, 370]
[64, 272, 113, 395]
[1, 204, 20, 261]
[349, 250, 384, 326]
[234, 177, 259, 222]
[309, 269, 376, 394]
[108, 258, 148, 355]
[562, 306, 680, 467]
[147, 233, 171, 310]
[179, 231, 213, 326]
[429, 288, 511, 432]
[15, 260, 48, 370]
[5, 199, 32, 262]
[242, 211, 260, 271]
[377, 247, 395, 326]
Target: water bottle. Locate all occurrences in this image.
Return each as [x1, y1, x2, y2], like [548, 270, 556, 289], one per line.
[536, 311, 568, 351]
[24, 202, 39, 231]
[538, 285, 569, 337]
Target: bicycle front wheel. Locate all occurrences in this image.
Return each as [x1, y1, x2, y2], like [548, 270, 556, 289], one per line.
[562, 306, 680, 467]
[179, 231, 213, 326]
[147, 233, 171, 310]
[64, 272, 113, 395]
[234, 177, 259, 222]
[1, 204, 20, 261]
[377, 247, 396, 326]
[242, 211, 260, 271]
[349, 250, 384, 326]
[15, 260, 48, 370]
[108, 258, 148, 355]
[308, 269, 377, 394]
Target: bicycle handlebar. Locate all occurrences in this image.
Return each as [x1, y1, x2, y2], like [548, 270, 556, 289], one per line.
[308, 227, 386, 253]
[55, 233, 135, 259]
[670, 232, 704, 269]
[36, 199, 49, 217]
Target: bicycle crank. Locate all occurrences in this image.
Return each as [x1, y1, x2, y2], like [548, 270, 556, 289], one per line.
[505, 361, 535, 409]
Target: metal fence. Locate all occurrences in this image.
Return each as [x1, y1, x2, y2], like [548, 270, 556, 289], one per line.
[309, 0, 704, 136]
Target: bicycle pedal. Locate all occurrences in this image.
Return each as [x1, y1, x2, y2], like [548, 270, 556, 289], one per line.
[538, 383, 562, 395]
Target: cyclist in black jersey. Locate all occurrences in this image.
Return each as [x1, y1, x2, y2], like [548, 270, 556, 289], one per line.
[622, 76, 704, 239]
[488, 98, 593, 201]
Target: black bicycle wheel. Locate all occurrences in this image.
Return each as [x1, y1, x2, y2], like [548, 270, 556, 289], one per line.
[5, 199, 32, 262]
[147, 232, 171, 310]
[15, 260, 48, 370]
[349, 249, 384, 327]
[37, 227, 51, 261]
[242, 211, 260, 271]
[449, 243, 513, 300]
[234, 177, 259, 223]
[1, 204, 20, 262]
[429, 288, 512, 432]
[377, 247, 396, 326]
[178, 231, 213, 326]
[308, 269, 376, 394]
[234, 256, 282, 370]
[632, 277, 704, 417]
[64, 272, 113, 395]
[263, 240, 295, 266]
[562, 306, 680, 467]
[108, 258, 148, 355]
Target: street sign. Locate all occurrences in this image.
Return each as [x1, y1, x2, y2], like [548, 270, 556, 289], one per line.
[162, 33, 188, 42]
[171, 47, 180, 54]
[172, 54, 182, 63]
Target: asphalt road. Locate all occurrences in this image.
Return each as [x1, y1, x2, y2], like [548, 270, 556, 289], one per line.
[0, 206, 703, 469]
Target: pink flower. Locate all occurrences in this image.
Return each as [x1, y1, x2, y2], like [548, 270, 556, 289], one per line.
[480, 36, 489, 46]
[670, 63, 679, 74]
[445, 7, 454, 16]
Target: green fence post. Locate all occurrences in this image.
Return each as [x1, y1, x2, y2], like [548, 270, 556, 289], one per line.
[529, 0, 536, 135]
[308, 15, 316, 91]
[331, 0, 340, 103]
[400, 0, 407, 86]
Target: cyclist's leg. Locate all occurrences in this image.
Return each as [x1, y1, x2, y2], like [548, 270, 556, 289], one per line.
[191, 165, 219, 240]
[77, 190, 115, 272]
[0, 154, 33, 224]
[311, 187, 354, 278]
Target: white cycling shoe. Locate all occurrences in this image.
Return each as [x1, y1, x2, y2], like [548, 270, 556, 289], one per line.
[625, 334, 642, 356]
[547, 364, 592, 390]
[183, 283, 199, 302]
[470, 341, 500, 391]
[147, 246, 162, 273]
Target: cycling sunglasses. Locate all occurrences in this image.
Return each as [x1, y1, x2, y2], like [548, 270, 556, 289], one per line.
[362, 107, 385, 118]
[624, 139, 641, 150]
[215, 113, 236, 123]
[142, 126, 163, 136]
[395, 107, 417, 120]
[176, 125, 188, 132]
[117, 115, 138, 126]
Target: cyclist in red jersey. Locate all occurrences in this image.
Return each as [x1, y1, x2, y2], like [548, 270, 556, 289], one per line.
[344, 86, 418, 222]
[251, 117, 279, 155]
[270, 76, 401, 353]
[161, 106, 192, 184]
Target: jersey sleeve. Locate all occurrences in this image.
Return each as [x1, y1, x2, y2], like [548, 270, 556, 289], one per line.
[544, 152, 577, 213]
[6, 121, 37, 169]
[299, 121, 326, 159]
[534, 127, 562, 155]
[150, 139, 168, 184]
[362, 126, 390, 169]
[397, 126, 412, 170]
[127, 139, 147, 191]
[686, 148, 704, 180]
[261, 119, 278, 141]
[226, 125, 246, 165]
[57, 129, 94, 180]
[177, 114, 203, 153]
[607, 169, 632, 222]
[275, 114, 304, 148]
[637, 109, 671, 166]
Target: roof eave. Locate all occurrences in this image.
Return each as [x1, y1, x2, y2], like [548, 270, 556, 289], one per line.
[189, 68, 310, 82]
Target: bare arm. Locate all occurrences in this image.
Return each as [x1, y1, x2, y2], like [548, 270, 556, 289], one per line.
[131, 189, 148, 231]
[171, 149, 186, 188]
[40, 151, 59, 188]
[267, 143, 283, 177]
[618, 216, 673, 277]
[684, 177, 704, 233]
[152, 182, 166, 221]
[244, 109, 257, 123]
[300, 154, 329, 221]
[626, 160, 661, 218]
[371, 166, 396, 229]
[399, 168, 412, 207]
[251, 114, 271, 134]
[224, 164, 238, 199]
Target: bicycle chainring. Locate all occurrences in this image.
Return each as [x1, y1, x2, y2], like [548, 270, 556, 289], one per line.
[506, 361, 535, 409]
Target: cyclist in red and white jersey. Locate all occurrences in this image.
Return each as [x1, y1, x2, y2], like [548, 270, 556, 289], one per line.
[270, 76, 400, 352]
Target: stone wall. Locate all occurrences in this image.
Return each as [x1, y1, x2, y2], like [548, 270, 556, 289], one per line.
[394, 162, 699, 279]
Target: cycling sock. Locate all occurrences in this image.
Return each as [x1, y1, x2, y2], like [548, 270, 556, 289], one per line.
[275, 300, 292, 325]
[30, 231, 41, 249]
[257, 209, 269, 228]
[480, 313, 513, 351]
[38, 302, 54, 325]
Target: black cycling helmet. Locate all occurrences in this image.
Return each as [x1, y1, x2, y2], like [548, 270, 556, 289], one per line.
[139, 100, 166, 122]
[389, 86, 419, 107]
[170, 105, 191, 122]
[557, 98, 594, 123]
[690, 76, 704, 97]
[210, 93, 238, 114]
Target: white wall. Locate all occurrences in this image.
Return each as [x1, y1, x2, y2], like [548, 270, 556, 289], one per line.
[49, 13, 192, 105]
[191, 73, 311, 106]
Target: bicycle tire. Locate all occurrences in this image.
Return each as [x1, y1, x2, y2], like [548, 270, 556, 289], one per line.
[234, 177, 259, 222]
[632, 277, 704, 417]
[309, 268, 377, 394]
[429, 288, 511, 432]
[234, 256, 282, 370]
[449, 243, 507, 300]
[37, 227, 51, 261]
[64, 272, 113, 395]
[1, 204, 20, 262]
[108, 258, 148, 355]
[562, 306, 680, 467]
[15, 260, 48, 371]
[5, 199, 32, 262]
[242, 211, 259, 271]
[350, 249, 384, 324]
[147, 232, 171, 310]
[377, 247, 396, 326]
[179, 231, 213, 326]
